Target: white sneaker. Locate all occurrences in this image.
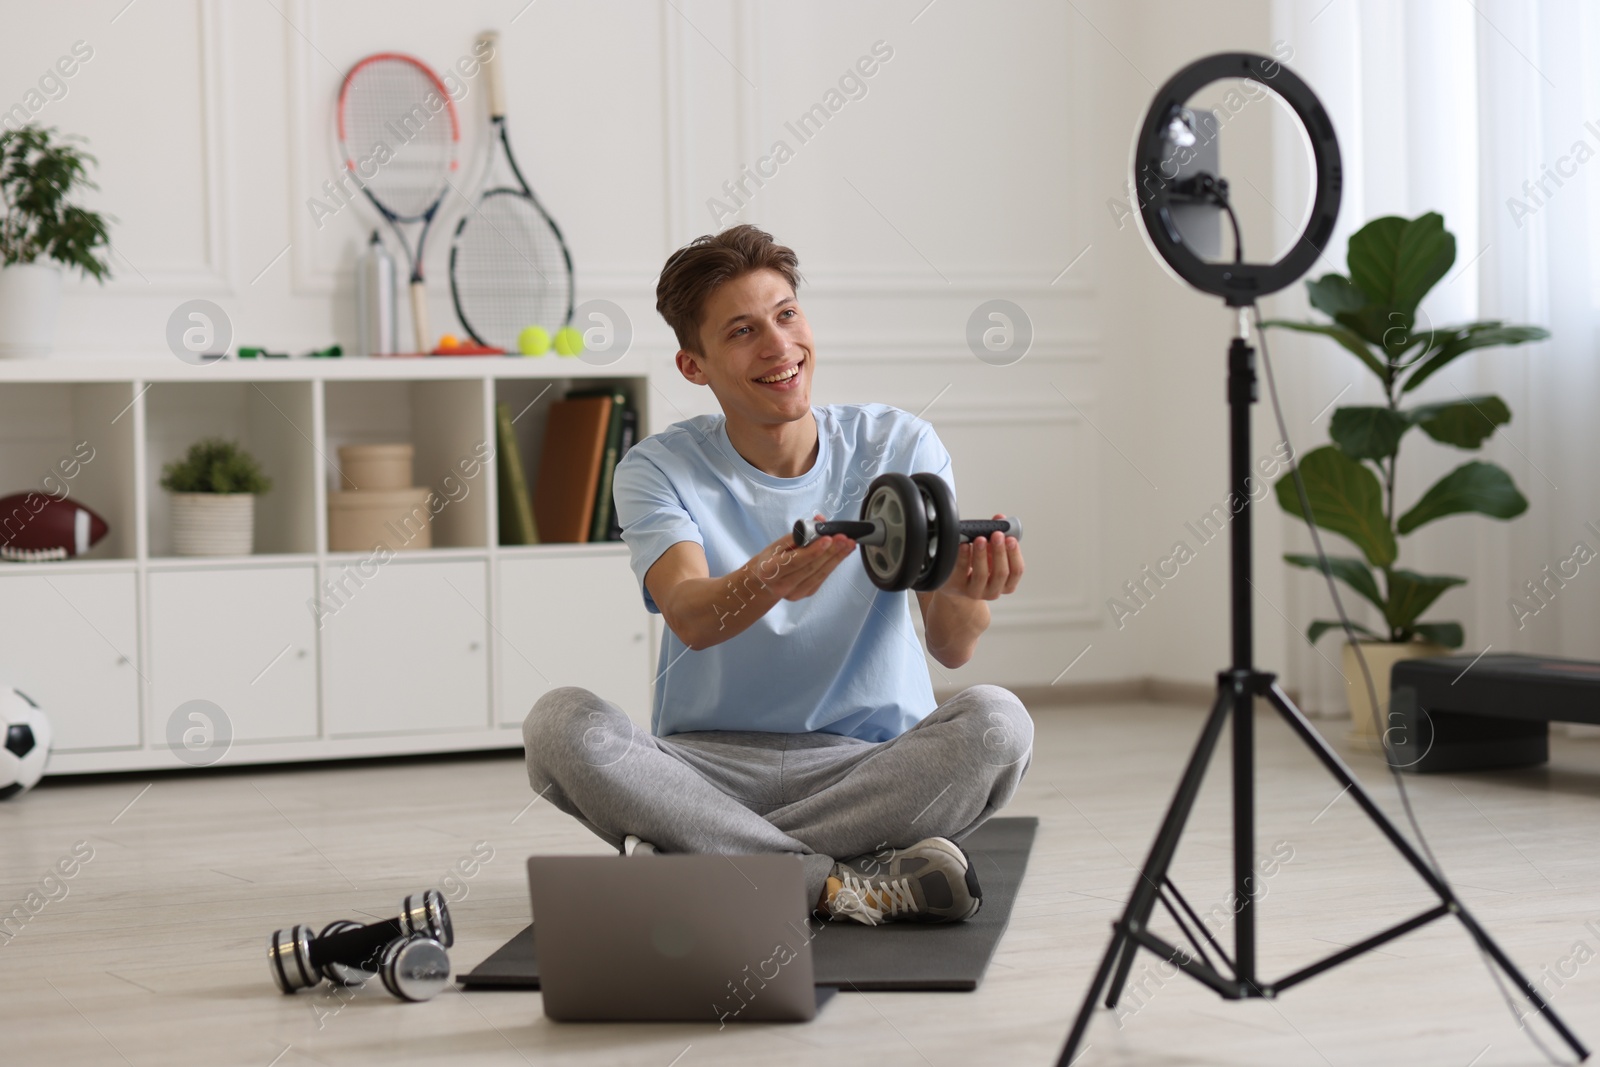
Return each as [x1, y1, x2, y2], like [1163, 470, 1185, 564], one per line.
[621, 834, 658, 856]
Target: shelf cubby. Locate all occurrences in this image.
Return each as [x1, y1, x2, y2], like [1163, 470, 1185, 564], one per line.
[491, 374, 645, 547]
[0, 381, 139, 560]
[323, 378, 491, 550]
[142, 380, 318, 558]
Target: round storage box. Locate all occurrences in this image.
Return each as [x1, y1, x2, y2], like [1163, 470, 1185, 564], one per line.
[328, 487, 434, 553]
[338, 443, 415, 491]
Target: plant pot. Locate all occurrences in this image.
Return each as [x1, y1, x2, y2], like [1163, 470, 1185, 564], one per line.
[1343, 639, 1448, 743]
[170, 492, 256, 556]
[0, 263, 64, 358]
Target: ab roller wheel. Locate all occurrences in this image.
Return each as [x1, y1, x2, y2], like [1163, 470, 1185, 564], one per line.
[792, 471, 1022, 593]
[859, 472, 927, 592]
[911, 472, 962, 593]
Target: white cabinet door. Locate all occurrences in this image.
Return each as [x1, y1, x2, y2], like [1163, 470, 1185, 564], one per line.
[0, 572, 140, 751]
[148, 567, 320, 745]
[321, 559, 488, 736]
[497, 554, 652, 729]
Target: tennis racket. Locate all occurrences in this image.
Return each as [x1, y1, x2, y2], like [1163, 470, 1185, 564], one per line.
[449, 30, 575, 350]
[337, 53, 461, 353]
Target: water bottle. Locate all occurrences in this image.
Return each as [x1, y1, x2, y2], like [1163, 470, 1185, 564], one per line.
[356, 231, 396, 357]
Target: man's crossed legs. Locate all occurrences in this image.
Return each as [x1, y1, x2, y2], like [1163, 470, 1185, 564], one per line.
[522, 684, 1033, 923]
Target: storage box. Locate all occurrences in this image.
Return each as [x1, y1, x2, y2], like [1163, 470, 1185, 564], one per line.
[338, 443, 415, 491]
[328, 487, 433, 552]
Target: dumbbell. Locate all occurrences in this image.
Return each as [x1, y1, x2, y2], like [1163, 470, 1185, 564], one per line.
[793, 472, 1022, 592]
[268, 889, 454, 1000]
[308, 928, 449, 1002]
[378, 933, 453, 1002]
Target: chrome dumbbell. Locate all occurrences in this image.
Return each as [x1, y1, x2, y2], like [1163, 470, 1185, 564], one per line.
[268, 889, 453, 1000]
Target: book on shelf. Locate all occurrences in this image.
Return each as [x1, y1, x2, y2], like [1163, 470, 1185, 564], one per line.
[565, 386, 629, 543]
[532, 393, 613, 543]
[495, 402, 539, 546]
[606, 407, 638, 541]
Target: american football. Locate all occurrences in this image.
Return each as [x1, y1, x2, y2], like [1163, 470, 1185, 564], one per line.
[0, 492, 110, 562]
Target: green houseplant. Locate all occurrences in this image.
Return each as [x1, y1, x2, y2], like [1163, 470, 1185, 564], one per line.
[0, 125, 112, 358]
[160, 439, 272, 557]
[1264, 213, 1546, 732]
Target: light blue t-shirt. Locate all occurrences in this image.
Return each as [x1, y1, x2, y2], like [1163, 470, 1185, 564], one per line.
[613, 403, 954, 742]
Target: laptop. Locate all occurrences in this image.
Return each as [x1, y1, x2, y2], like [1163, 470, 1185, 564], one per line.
[526, 853, 837, 1023]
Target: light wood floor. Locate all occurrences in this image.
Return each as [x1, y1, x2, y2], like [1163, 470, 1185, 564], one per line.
[3, 701, 1598, 1067]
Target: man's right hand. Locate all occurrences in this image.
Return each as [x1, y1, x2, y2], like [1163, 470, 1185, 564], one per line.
[644, 517, 858, 651]
[750, 517, 857, 602]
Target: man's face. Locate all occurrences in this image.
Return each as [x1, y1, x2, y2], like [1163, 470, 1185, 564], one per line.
[677, 268, 814, 429]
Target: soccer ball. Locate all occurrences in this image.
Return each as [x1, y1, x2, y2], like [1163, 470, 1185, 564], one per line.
[0, 683, 51, 799]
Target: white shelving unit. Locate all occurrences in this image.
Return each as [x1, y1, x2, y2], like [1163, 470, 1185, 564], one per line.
[0, 356, 655, 774]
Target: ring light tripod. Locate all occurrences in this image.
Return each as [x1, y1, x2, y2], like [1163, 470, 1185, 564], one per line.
[1057, 53, 1587, 1066]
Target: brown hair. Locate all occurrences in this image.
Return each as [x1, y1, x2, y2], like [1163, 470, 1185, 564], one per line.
[655, 224, 801, 354]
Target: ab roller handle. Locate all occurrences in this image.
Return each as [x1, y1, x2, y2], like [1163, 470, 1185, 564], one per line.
[793, 518, 882, 545]
[794, 516, 1022, 548]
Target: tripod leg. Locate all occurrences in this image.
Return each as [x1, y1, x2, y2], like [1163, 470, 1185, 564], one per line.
[1060, 685, 1236, 1066]
[1104, 927, 1140, 1008]
[1101, 685, 1236, 1009]
[1263, 681, 1590, 1062]
[1456, 891, 1590, 1059]
[1059, 923, 1131, 1066]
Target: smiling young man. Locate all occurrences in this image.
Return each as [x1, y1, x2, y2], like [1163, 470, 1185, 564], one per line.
[522, 225, 1032, 926]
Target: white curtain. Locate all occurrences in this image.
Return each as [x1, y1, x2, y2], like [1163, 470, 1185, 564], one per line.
[1269, 0, 1600, 712]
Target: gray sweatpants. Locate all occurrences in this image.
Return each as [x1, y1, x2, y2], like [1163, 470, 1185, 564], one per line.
[522, 684, 1034, 904]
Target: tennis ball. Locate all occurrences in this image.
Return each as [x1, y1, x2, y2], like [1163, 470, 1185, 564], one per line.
[517, 325, 551, 356]
[438, 333, 460, 350]
[553, 326, 584, 357]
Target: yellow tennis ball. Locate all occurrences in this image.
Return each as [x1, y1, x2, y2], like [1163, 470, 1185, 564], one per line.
[518, 325, 551, 356]
[554, 326, 584, 357]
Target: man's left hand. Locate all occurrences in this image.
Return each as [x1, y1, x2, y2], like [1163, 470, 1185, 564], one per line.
[937, 517, 1024, 601]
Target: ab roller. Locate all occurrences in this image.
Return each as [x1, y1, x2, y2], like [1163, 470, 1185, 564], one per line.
[793, 472, 1021, 592]
[269, 888, 454, 1002]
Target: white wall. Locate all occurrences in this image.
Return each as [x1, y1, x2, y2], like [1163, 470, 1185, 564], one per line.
[20, 0, 1551, 706]
[1075, 1, 1300, 695]
[0, 0, 1131, 696]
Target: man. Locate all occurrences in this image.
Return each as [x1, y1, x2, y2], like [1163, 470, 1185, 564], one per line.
[523, 225, 1031, 926]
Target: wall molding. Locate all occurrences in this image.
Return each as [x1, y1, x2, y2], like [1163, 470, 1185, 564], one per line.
[987, 598, 1099, 627]
[284, 0, 329, 295]
[825, 340, 1098, 364]
[918, 398, 1090, 425]
[802, 272, 1093, 299]
[572, 272, 1096, 304]
[660, 0, 689, 251]
[923, 397, 1100, 626]
[945, 678, 1312, 713]
[105, 0, 232, 295]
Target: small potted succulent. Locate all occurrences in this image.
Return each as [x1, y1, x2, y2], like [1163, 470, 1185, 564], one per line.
[161, 439, 272, 557]
[1264, 212, 1546, 738]
[0, 125, 112, 357]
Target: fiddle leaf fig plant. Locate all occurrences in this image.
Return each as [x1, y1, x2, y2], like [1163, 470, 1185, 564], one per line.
[1262, 212, 1546, 649]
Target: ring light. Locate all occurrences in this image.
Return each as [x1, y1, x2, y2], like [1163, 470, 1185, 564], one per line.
[1132, 52, 1342, 305]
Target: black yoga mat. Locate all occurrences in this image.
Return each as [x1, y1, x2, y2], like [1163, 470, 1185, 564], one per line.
[458, 815, 1037, 993]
